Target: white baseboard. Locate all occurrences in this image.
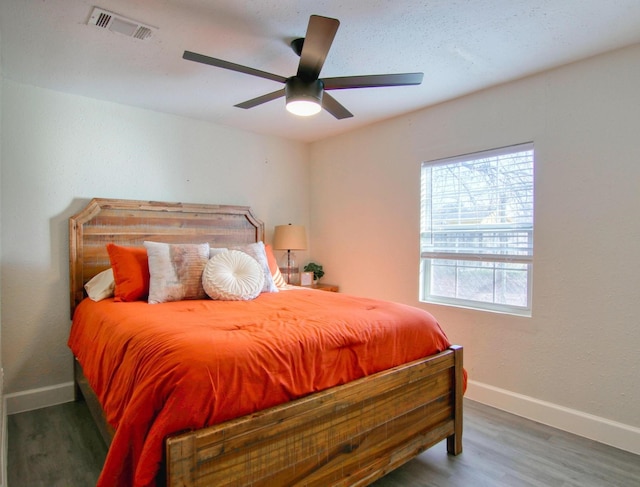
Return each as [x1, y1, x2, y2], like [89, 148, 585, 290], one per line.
[466, 379, 640, 456]
[5, 382, 75, 415]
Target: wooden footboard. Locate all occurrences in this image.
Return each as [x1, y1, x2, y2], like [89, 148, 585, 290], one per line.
[166, 345, 463, 487]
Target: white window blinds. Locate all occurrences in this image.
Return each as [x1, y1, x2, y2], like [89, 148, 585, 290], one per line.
[421, 143, 534, 263]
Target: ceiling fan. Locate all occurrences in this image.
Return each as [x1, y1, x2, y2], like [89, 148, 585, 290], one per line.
[183, 15, 424, 119]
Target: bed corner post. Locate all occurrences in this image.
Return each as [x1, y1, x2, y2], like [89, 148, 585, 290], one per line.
[166, 434, 197, 487]
[447, 344, 463, 455]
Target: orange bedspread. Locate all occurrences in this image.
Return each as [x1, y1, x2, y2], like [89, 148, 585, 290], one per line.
[68, 289, 453, 487]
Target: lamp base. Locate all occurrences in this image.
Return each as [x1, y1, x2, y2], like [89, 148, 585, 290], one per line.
[278, 251, 300, 285]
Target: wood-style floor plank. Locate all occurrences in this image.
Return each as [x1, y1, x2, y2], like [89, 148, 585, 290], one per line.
[8, 399, 640, 486]
[8, 400, 108, 487]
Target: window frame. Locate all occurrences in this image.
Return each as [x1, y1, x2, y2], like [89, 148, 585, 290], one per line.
[419, 142, 534, 317]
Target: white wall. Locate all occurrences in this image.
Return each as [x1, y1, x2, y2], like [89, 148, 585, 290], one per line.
[310, 44, 640, 452]
[0, 81, 309, 407]
[2, 41, 639, 456]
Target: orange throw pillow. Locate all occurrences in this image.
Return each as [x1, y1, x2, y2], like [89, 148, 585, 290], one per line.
[264, 243, 279, 276]
[106, 243, 150, 302]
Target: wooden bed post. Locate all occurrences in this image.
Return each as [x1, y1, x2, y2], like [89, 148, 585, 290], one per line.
[447, 344, 464, 455]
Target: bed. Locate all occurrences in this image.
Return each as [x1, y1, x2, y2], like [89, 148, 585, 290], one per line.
[68, 198, 464, 487]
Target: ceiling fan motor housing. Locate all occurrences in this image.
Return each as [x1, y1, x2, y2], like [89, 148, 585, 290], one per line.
[285, 77, 324, 105]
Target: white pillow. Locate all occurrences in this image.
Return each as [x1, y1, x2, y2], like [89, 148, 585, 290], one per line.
[209, 247, 228, 258]
[230, 242, 278, 293]
[84, 268, 115, 301]
[144, 241, 210, 304]
[202, 250, 265, 301]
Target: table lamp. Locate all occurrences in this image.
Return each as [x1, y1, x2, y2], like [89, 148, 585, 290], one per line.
[273, 224, 307, 285]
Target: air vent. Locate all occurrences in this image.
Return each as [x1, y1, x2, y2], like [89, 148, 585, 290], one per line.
[88, 7, 157, 40]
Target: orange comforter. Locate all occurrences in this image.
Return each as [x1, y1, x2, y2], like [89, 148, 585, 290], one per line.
[68, 289, 453, 487]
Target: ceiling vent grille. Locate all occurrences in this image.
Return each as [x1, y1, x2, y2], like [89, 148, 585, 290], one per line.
[88, 7, 156, 40]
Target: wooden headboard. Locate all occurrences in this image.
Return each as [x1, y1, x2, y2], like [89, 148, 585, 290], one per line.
[69, 198, 264, 316]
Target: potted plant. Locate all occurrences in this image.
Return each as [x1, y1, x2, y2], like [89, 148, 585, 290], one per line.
[304, 262, 324, 284]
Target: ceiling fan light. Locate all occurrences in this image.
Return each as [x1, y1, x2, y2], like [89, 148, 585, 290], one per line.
[285, 78, 324, 117]
[286, 99, 322, 116]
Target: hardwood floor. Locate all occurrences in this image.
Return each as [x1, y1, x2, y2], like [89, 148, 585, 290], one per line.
[8, 400, 107, 487]
[8, 398, 640, 486]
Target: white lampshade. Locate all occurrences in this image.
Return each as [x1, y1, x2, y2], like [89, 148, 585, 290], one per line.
[273, 224, 307, 250]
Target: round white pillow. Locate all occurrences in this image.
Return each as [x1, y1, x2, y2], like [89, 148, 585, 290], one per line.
[202, 250, 265, 301]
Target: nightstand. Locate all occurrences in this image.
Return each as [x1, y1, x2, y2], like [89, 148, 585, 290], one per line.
[304, 283, 339, 292]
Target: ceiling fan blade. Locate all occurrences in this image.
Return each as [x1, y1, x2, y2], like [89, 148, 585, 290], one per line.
[322, 92, 353, 119]
[323, 72, 424, 90]
[297, 15, 339, 81]
[234, 89, 286, 109]
[183, 51, 287, 84]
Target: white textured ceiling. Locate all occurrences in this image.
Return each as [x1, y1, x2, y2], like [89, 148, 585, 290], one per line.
[2, 0, 640, 142]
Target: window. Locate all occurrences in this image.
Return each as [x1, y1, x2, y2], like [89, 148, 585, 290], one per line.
[420, 143, 534, 316]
